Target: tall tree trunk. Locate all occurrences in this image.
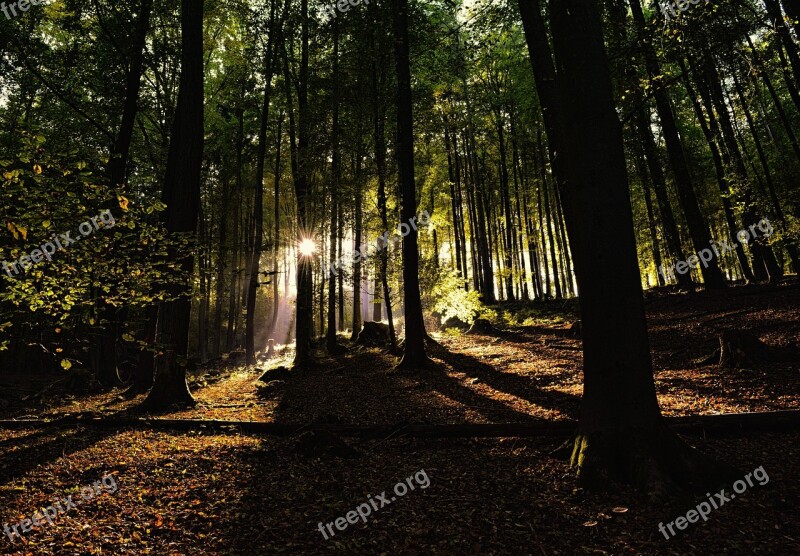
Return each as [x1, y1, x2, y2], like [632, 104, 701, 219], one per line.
[496, 112, 516, 301]
[141, 0, 204, 410]
[732, 69, 800, 272]
[632, 105, 693, 288]
[630, 0, 726, 289]
[246, 0, 280, 365]
[394, 0, 428, 368]
[226, 111, 243, 351]
[198, 204, 209, 362]
[631, 140, 665, 287]
[281, 6, 313, 367]
[93, 0, 155, 388]
[271, 113, 283, 335]
[681, 58, 754, 282]
[443, 120, 464, 283]
[326, 20, 341, 353]
[214, 176, 229, 356]
[550, 0, 732, 492]
[338, 200, 345, 331]
[350, 151, 364, 340]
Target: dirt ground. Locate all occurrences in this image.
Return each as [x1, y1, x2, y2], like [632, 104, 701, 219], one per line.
[0, 283, 797, 554]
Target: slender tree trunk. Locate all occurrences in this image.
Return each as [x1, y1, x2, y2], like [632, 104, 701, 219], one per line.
[326, 20, 341, 353]
[443, 120, 464, 282]
[394, 0, 427, 367]
[271, 113, 283, 335]
[141, 0, 204, 410]
[681, 58, 754, 282]
[632, 141, 665, 287]
[496, 112, 515, 301]
[373, 60, 397, 349]
[630, 0, 726, 289]
[93, 0, 155, 388]
[198, 205, 209, 362]
[246, 0, 280, 364]
[226, 111, 243, 351]
[281, 9, 313, 367]
[214, 176, 229, 356]
[732, 69, 799, 272]
[350, 151, 364, 340]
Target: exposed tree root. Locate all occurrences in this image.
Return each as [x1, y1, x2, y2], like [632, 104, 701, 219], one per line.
[570, 421, 742, 498]
[695, 330, 799, 368]
[394, 353, 432, 374]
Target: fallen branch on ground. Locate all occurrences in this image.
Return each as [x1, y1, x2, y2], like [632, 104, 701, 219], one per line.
[0, 410, 798, 438]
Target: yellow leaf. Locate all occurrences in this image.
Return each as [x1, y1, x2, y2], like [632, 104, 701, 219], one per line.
[61, 360, 72, 370]
[6, 222, 18, 239]
[33, 164, 42, 175]
[118, 195, 130, 211]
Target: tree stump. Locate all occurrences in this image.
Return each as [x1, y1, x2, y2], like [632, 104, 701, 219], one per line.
[568, 320, 582, 339]
[466, 318, 494, 335]
[356, 322, 392, 347]
[258, 365, 291, 382]
[266, 339, 275, 358]
[441, 316, 470, 330]
[693, 330, 799, 369]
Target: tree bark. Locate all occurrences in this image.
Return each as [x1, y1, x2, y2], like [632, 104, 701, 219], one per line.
[630, 0, 726, 289]
[141, 0, 204, 410]
[394, 0, 428, 368]
[550, 0, 733, 492]
[247, 0, 280, 365]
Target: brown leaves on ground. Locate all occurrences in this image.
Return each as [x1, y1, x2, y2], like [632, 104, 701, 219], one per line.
[0, 284, 797, 554]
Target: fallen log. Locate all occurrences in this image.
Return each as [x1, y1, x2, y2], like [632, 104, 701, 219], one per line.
[0, 409, 798, 438]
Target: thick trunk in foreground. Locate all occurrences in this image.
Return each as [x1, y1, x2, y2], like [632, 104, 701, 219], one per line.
[393, 0, 428, 368]
[141, 0, 204, 410]
[549, 0, 735, 493]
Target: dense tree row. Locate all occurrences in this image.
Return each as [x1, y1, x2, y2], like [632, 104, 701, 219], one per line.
[0, 0, 797, 487]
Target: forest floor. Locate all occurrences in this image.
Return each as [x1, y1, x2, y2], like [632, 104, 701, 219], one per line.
[0, 283, 798, 554]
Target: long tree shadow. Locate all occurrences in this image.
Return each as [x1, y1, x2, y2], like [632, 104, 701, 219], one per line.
[0, 426, 116, 486]
[425, 342, 581, 420]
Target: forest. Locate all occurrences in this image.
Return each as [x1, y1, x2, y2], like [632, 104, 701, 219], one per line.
[0, 0, 798, 553]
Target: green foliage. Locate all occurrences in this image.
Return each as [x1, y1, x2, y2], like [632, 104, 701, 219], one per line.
[0, 133, 179, 368]
[419, 264, 482, 326]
